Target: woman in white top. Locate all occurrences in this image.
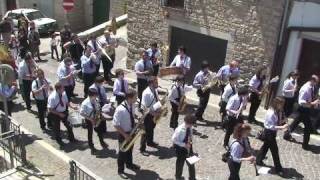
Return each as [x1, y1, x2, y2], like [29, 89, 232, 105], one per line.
[282, 70, 299, 117]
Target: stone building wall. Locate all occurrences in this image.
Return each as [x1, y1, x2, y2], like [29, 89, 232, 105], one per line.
[127, 0, 286, 81]
[110, 0, 126, 18]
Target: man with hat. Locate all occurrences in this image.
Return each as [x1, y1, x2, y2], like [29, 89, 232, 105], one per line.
[169, 75, 185, 129]
[80, 88, 107, 154]
[134, 49, 153, 109]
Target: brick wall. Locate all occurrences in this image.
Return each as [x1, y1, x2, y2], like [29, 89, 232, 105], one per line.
[127, 0, 286, 81]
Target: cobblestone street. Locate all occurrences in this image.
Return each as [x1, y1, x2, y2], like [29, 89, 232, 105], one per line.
[7, 27, 320, 180]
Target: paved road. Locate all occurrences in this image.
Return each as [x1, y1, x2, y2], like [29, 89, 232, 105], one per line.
[9, 26, 320, 180]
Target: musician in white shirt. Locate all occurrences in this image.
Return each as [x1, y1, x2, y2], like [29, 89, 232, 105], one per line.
[169, 75, 185, 129]
[282, 71, 299, 117]
[147, 42, 162, 76]
[170, 46, 191, 75]
[113, 69, 129, 105]
[140, 77, 161, 154]
[220, 74, 238, 123]
[87, 35, 102, 75]
[32, 69, 53, 130]
[57, 57, 77, 101]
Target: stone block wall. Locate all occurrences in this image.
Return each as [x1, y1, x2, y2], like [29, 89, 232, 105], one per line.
[127, 0, 286, 81]
[110, 0, 126, 18]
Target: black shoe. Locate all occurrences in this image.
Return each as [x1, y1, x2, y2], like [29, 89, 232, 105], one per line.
[41, 127, 47, 132]
[90, 147, 98, 155]
[197, 117, 205, 121]
[57, 141, 65, 149]
[302, 144, 310, 150]
[140, 150, 149, 156]
[101, 142, 108, 149]
[175, 176, 184, 180]
[256, 161, 266, 166]
[147, 142, 158, 148]
[70, 138, 79, 143]
[283, 132, 294, 141]
[126, 164, 140, 171]
[118, 171, 128, 179]
[71, 93, 78, 97]
[276, 170, 285, 177]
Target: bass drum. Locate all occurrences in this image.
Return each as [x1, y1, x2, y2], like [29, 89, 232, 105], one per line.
[159, 67, 183, 80]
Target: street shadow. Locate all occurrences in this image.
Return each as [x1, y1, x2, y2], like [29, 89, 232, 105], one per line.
[35, 59, 49, 63]
[269, 167, 304, 179]
[309, 144, 320, 154]
[71, 96, 84, 104]
[147, 145, 175, 160]
[195, 119, 220, 129]
[11, 102, 27, 113]
[95, 147, 117, 159]
[20, 133, 43, 146]
[63, 140, 89, 153]
[127, 169, 162, 180]
[104, 131, 118, 140]
[192, 129, 209, 139]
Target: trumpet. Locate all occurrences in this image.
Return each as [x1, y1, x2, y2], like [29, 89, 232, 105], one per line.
[201, 71, 218, 92]
[119, 108, 149, 152]
[153, 86, 169, 124]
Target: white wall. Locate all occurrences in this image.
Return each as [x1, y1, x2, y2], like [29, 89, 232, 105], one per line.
[289, 1, 320, 28]
[0, 0, 6, 17]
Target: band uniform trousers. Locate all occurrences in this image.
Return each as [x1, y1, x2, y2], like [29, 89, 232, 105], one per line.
[51, 45, 59, 59]
[116, 95, 125, 106]
[0, 100, 13, 116]
[224, 116, 243, 147]
[170, 102, 179, 129]
[140, 113, 155, 151]
[22, 79, 33, 109]
[220, 101, 228, 122]
[137, 78, 148, 108]
[35, 99, 48, 129]
[85, 119, 105, 149]
[153, 64, 159, 76]
[83, 72, 96, 97]
[64, 85, 75, 102]
[228, 158, 241, 180]
[219, 84, 226, 96]
[195, 89, 210, 119]
[284, 97, 295, 117]
[174, 145, 196, 180]
[48, 112, 75, 144]
[118, 133, 133, 173]
[288, 106, 312, 146]
[101, 54, 115, 81]
[256, 129, 283, 172]
[248, 92, 261, 122]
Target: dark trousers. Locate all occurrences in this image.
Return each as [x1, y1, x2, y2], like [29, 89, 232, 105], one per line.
[153, 64, 159, 76]
[51, 45, 59, 59]
[116, 95, 125, 106]
[101, 54, 115, 81]
[195, 89, 210, 119]
[137, 78, 148, 108]
[22, 79, 32, 109]
[60, 45, 66, 60]
[83, 72, 96, 97]
[284, 97, 295, 117]
[48, 112, 75, 144]
[0, 100, 13, 116]
[174, 145, 196, 180]
[224, 116, 242, 146]
[140, 114, 155, 151]
[256, 129, 282, 172]
[220, 101, 228, 121]
[219, 84, 226, 96]
[64, 85, 74, 102]
[170, 102, 179, 129]
[288, 106, 312, 146]
[248, 92, 261, 121]
[228, 159, 241, 180]
[35, 99, 47, 129]
[85, 119, 105, 149]
[118, 133, 133, 173]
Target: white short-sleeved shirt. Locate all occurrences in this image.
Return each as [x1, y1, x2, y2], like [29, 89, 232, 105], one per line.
[32, 78, 51, 100]
[47, 91, 69, 112]
[113, 101, 135, 132]
[80, 97, 98, 119]
[134, 59, 153, 80]
[142, 86, 159, 111]
[169, 84, 185, 104]
[113, 78, 129, 96]
[57, 62, 75, 87]
[222, 83, 237, 102]
[298, 81, 314, 105]
[282, 78, 296, 98]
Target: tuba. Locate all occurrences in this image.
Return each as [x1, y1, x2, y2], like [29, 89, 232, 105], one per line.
[201, 71, 218, 92]
[153, 86, 169, 124]
[177, 95, 187, 113]
[119, 108, 149, 152]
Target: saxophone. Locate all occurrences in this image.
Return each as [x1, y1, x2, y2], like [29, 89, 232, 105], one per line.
[177, 95, 187, 113]
[153, 86, 169, 124]
[94, 99, 103, 128]
[201, 71, 218, 92]
[119, 108, 149, 152]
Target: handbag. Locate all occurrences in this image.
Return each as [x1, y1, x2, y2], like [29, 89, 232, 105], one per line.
[221, 140, 240, 163]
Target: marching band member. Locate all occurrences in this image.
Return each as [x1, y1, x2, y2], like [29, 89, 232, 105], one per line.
[99, 29, 118, 82]
[282, 70, 299, 117]
[223, 86, 248, 148]
[60, 23, 72, 60]
[193, 61, 211, 121]
[90, 76, 108, 133]
[170, 46, 191, 75]
[18, 52, 36, 111]
[140, 77, 160, 154]
[57, 57, 76, 101]
[47, 82, 78, 148]
[147, 42, 162, 76]
[81, 46, 99, 98]
[8, 34, 19, 60]
[32, 69, 53, 130]
[63, 34, 84, 72]
[0, 81, 17, 116]
[87, 35, 102, 76]
[135, 50, 153, 108]
[216, 60, 240, 95]
[283, 75, 319, 150]
[256, 97, 288, 176]
[220, 74, 238, 123]
[113, 89, 141, 178]
[248, 66, 267, 124]
[113, 69, 129, 105]
[172, 114, 196, 180]
[80, 88, 107, 155]
[228, 123, 255, 180]
[169, 75, 185, 129]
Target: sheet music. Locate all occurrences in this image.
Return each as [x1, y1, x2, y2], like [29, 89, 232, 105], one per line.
[186, 155, 200, 165]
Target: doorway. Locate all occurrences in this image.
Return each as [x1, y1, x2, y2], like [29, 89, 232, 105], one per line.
[93, 0, 110, 26]
[6, 0, 16, 10]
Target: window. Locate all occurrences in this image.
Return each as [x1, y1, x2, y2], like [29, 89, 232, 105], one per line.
[25, 11, 45, 21]
[161, 0, 185, 9]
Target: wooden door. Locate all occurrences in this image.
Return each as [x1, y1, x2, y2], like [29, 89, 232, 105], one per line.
[93, 0, 110, 26]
